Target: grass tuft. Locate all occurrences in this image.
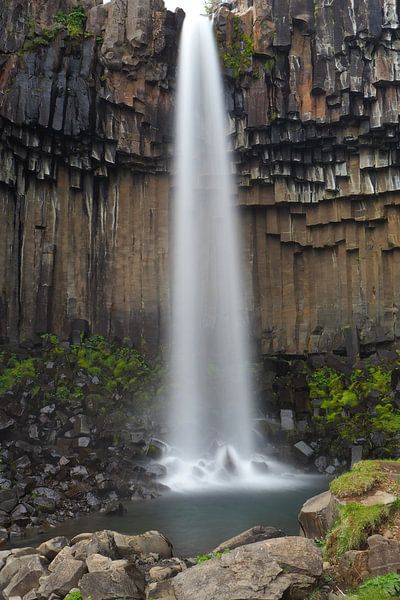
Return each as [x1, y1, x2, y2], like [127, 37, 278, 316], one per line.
[325, 502, 390, 560]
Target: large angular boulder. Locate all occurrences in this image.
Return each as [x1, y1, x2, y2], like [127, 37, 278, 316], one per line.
[212, 525, 285, 553]
[37, 559, 87, 598]
[151, 537, 322, 600]
[114, 530, 173, 559]
[80, 561, 145, 600]
[1, 555, 48, 600]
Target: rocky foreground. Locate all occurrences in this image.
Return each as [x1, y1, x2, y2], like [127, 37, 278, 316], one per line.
[1, 460, 400, 600]
[0, 528, 322, 600]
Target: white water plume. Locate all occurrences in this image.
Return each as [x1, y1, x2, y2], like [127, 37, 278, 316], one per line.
[164, 9, 266, 491]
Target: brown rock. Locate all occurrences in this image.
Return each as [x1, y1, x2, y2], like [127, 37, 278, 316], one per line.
[37, 559, 87, 598]
[299, 491, 339, 539]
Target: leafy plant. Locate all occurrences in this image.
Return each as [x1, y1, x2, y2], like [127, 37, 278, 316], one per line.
[349, 573, 400, 600]
[308, 365, 400, 456]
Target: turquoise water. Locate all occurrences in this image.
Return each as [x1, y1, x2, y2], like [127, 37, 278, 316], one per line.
[17, 476, 327, 556]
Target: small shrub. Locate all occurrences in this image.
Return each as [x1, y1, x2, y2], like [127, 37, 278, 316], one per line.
[222, 16, 254, 80]
[195, 549, 229, 564]
[308, 365, 400, 456]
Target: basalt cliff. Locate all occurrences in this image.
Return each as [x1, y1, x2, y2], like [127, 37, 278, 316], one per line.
[1, 0, 400, 356]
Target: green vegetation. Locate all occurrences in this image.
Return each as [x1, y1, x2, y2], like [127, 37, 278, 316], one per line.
[0, 335, 164, 424]
[63, 592, 92, 600]
[222, 16, 254, 80]
[324, 502, 392, 560]
[21, 4, 91, 54]
[330, 461, 385, 498]
[55, 6, 88, 39]
[308, 364, 400, 456]
[349, 573, 400, 600]
[195, 549, 229, 564]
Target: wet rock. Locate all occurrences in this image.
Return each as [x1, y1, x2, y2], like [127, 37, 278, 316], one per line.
[294, 441, 314, 458]
[101, 500, 125, 515]
[0, 411, 15, 431]
[280, 409, 295, 431]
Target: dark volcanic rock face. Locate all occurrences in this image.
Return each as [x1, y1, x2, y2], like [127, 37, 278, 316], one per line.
[1, 0, 400, 355]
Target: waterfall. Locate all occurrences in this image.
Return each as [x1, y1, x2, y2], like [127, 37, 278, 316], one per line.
[164, 9, 269, 490]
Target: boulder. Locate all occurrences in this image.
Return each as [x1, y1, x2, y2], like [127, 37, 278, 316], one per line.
[212, 525, 285, 553]
[84, 530, 119, 559]
[149, 560, 187, 583]
[114, 531, 173, 559]
[1, 555, 48, 600]
[367, 534, 400, 576]
[48, 546, 74, 572]
[338, 550, 370, 588]
[38, 536, 70, 560]
[0, 488, 18, 513]
[298, 491, 339, 539]
[153, 537, 322, 600]
[37, 559, 87, 598]
[80, 561, 145, 600]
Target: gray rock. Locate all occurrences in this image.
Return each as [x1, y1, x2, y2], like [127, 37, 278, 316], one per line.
[280, 409, 295, 431]
[351, 445, 363, 465]
[114, 530, 173, 560]
[213, 525, 285, 553]
[80, 562, 145, 600]
[294, 441, 314, 458]
[38, 536, 70, 560]
[0, 488, 18, 513]
[1, 555, 48, 599]
[155, 537, 322, 600]
[37, 559, 86, 598]
[70, 466, 89, 479]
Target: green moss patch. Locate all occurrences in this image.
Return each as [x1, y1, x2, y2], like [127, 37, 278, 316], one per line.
[330, 461, 386, 498]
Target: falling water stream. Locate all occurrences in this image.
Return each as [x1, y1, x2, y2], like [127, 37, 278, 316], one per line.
[164, 8, 270, 491]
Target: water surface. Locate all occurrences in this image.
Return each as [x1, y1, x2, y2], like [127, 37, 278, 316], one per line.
[17, 476, 327, 556]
